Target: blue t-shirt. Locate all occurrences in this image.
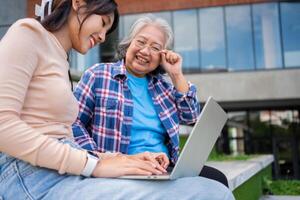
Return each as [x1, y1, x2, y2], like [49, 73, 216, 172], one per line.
[126, 72, 169, 157]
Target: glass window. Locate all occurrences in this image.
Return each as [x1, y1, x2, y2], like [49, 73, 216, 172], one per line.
[280, 2, 300, 68]
[225, 5, 255, 71]
[173, 9, 200, 72]
[152, 11, 172, 25]
[101, 29, 118, 62]
[0, 26, 9, 39]
[121, 13, 144, 38]
[69, 46, 100, 72]
[120, 12, 172, 40]
[199, 7, 226, 71]
[252, 3, 282, 69]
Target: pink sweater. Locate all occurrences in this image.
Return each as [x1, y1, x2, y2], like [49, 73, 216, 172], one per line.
[0, 19, 86, 175]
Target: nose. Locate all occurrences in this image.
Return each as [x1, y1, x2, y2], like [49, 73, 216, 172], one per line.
[139, 45, 151, 55]
[98, 32, 106, 43]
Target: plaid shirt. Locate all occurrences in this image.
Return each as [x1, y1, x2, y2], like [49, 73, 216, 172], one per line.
[72, 60, 200, 163]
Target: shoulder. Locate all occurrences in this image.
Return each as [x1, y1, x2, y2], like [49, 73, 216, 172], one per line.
[82, 62, 120, 85]
[86, 62, 115, 77]
[10, 18, 46, 35]
[5, 18, 47, 43]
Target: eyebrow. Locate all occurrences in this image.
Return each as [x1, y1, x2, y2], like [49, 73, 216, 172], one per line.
[136, 36, 163, 47]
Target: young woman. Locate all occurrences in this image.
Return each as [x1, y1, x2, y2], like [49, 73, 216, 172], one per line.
[0, 0, 233, 198]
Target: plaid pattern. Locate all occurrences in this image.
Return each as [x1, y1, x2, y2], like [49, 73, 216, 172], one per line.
[72, 60, 200, 163]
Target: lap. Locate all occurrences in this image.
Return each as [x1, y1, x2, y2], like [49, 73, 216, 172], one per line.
[44, 176, 233, 200]
[0, 140, 234, 200]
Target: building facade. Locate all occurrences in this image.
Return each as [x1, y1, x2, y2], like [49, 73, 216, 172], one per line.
[1, 0, 299, 179]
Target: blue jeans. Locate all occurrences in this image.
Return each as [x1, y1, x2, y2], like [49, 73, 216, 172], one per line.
[0, 139, 235, 200]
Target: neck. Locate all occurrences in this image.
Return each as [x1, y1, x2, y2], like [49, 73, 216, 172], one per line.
[51, 24, 72, 53]
[126, 66, 146, 78]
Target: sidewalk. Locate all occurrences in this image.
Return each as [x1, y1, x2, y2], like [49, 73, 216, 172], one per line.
[260, 196, 300, 200]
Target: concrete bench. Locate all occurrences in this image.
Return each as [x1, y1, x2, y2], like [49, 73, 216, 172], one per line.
[179, 125, 274, 199]
[206, 155, 274, 191]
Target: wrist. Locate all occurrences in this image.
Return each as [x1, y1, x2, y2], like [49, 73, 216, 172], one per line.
[168, 71, 184, 80]
[81, 151, 100, 177]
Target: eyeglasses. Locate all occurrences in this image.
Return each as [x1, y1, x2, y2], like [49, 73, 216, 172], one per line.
[134, 39, 163, 55]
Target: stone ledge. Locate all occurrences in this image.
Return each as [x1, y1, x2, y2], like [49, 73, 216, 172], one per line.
[206, 155, 274, 191]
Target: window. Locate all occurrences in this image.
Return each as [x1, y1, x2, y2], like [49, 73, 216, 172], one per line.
[280, 2, 300, 68]
[252, 3, 282, 69]
[121, 13, 144, 39]
[199, 7, 226, 71]
[69, 46, 100, 72]
[226, 5, 255, 71]
[173, 10, 200, 71]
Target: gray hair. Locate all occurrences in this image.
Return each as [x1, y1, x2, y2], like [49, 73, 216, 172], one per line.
[115, 15, 174, 61]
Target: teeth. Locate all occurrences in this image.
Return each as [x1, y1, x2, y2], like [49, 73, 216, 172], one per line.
[90, 37, 95, 48]
[136, 56, 148, 64]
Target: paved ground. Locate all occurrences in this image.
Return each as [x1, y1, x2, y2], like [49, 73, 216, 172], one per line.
[260, 196, 300, 200]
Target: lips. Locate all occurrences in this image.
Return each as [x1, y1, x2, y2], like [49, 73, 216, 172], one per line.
[136, 55, 149, 64]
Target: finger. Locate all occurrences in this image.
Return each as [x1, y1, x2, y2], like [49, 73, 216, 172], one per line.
[160, 51, 167, 65]
[146, 154, 167, 173]
[165, 51, 172, 63]
[156, 154, 170, 169]
[122, 168, 153, 176]
[130, 159, 163, 175]
[172, 55, 179, 64]
[138, 152, 167, 173]
[160, 49, 167, 54]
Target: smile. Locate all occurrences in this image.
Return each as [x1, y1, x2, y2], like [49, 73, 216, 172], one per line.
[89, 36, 96, 48]
[136, 55, 149, 64]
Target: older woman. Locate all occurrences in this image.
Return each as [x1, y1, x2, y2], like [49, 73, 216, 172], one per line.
[73, 16, 229, 188]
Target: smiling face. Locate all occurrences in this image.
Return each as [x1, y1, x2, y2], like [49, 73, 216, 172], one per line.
[125, 25, 166, 77]
[69, 11, 114, 54]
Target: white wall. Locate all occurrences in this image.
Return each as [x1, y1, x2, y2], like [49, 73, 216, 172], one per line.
[185, 69, 300, 103]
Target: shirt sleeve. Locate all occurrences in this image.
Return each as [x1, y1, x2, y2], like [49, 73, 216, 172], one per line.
[172, 82, 200, 125]
[0, 20, 87, 175]
[72, 69, 98, 151]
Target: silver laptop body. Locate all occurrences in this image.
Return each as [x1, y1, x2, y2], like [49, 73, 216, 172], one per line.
[118, 96, 228, 180]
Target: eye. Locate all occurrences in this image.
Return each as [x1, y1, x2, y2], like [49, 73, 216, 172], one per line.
[151, 46, 161, 52]
[102, 18, 106, 26]
[136, 39, 146, 46]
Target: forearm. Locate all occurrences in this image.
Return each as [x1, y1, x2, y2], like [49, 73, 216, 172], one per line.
[0, 113, 87, 175]
[173, 83, 200, 124]
[169, 73, 189, 93]
[72, 121, 97, 151]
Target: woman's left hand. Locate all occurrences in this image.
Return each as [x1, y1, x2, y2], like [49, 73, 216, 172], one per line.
[160, 50, 183, 76]
[160, 50, 189, 93]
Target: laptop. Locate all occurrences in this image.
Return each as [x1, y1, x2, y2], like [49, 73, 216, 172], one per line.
[119, 96, 228, 180]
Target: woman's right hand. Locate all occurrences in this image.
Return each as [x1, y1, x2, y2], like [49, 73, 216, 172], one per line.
[91, 154, 165, 178]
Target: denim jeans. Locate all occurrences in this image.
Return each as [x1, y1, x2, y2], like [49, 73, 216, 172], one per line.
[0, 139, 235, 200]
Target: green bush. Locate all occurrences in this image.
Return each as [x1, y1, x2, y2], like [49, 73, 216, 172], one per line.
[265, 180, 300, 195]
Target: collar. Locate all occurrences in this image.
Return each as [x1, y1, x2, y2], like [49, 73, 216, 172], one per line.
[111, 59, 163, 83]
[112, 60, 127, 80]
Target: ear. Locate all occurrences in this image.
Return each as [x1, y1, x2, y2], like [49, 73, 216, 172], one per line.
[72, 0, 85, 11]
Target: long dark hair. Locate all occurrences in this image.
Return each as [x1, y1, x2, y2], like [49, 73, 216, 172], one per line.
[38, 0, 119, 35]
[36, 0, 119, 90]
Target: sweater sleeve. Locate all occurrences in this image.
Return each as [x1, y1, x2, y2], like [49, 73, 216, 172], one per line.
[0, 20, 87, 175]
